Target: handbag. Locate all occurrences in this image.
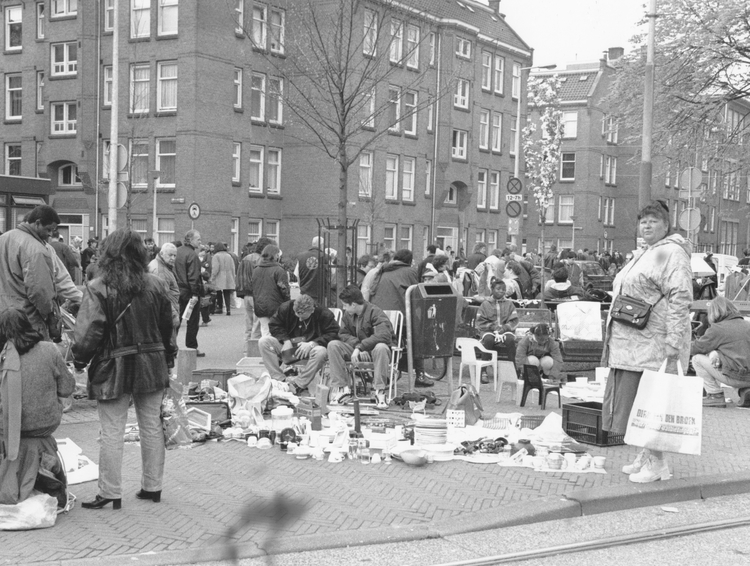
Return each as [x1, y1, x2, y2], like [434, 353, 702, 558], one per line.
[610, 294, 654, 329]
[623, 360, 703, 455]
[47, 302, 63, 342]
[88, 301, 133, 385]
[446, 384, 483, 426]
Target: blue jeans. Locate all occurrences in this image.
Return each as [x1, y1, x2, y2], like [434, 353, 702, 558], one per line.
[96, 389, 165, 499]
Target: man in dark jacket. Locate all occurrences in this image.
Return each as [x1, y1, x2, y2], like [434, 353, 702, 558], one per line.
[251, 244, 290, 336]
[49, 230, 79, 279]
[541, 266, 585, 302]
[259, 294, 339, 394]
[328, 285, 393, 408]
[174, 229, 204, 356]
[467, 242, 487, 270]
[236, 237, 275, 341]
[295, 236, 333, 306]
[81, 238, 98, 274]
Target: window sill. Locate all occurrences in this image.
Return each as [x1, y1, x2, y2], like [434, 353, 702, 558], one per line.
[385, 199, 400, 205]
[35, 109, 44, 114]
[559, 179, 575, 183]
[478, 146, 490, 154]
[48, 74, 78, 81]
[361, 125, 376, 132]
[493, 91, 505, 97]
[269, 50, 286, 59]
[154, 186, 175, 193]
[3, 119, 22, 125]
[250, 118, 266, 126]
[130, 187, 148, 194]
[358, 195, 372, 202]
[404, 132, 418, 140]
[49, 133, 77, 139]
[489, 207, 500, 213]
[155, 111, 177, 117]
[451, 156, 469, 163]
[268, 122, 284, 130]
[50, 14, 77, 22]
[4, 48, 23, 55]
[453, 106, 471, 113]
[234, 106, 244, 113]
[481, 87, 492, 94]
[232, 181, 242, 187]
[127, 112, 150, 118]
[456, 54, 471, 62]
[156, 34, 179, 41]
[129, 37, 151, 43]
[402, 200, 416, 206]
[56, 185, 84, 191]
[388, 130, 401, 136]
[406, 65, 420, 72]
[248, 190, 264, 198]
[267, 192, 282, 200]
[235, 31, 245, 39]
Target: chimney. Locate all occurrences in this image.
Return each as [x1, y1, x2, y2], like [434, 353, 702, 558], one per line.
[488, 0, 501, 13]
[608, 47, 625, 61]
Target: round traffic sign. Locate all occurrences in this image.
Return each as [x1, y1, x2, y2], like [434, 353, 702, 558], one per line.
[679, 167, 703, 192]
[679, 208, 701, 231]
[507, 177, 523, 194]
[506, 201, 522, 218]
[188, 202, 201, 220]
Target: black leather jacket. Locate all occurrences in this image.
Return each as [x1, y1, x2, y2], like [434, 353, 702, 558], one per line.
[72, 274, 177, 401]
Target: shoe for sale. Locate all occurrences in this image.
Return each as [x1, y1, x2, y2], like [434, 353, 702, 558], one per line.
[737, 388, 750, 409]
[375, 389, 388, 410]
[330, 386, 352, 405]
[703, 393, 726, 408]
[622, 449, 646, 474]
[414, 374, 435, 388]
[629, 454, 670, 483]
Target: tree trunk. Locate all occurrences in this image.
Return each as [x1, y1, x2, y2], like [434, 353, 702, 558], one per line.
[336, 144, 349, 306]
[540, 212, 546, 308]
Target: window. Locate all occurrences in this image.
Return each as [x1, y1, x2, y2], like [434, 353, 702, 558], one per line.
[399, 225, 412, 250]
[481, 52, 492, 90]
[387, 86, 400, 131]
[232, 142, 241, 183]
[456, 37, 471, 59]
[230, 218, 239, 255]
[156, 217, 175, 247]
[510, 117, 517, 155]
[478, 110, 489, 150]
[425, 159, 432, 196]
[233, 68, 242, 109]
[36, 72, 44, 111]
[357, 225, 371, 255]
[445, 186, 457, 205]
[5, 144, 21, 176]
[494, 56, 505, 94]
[451, 129, 467, 159]
[609, 199, 615, 226]
[359, 152, 372, 197]
[605, 156, 617, 185]
[265, 220, 279, 242]
[5, 74, 22, 121]
[402, 157, 415, 201]
[155, 139, 176, 187]
[250, 73, 265, 120]
[428, 32, 436, 66]
[383, 224, 396, 251]
[102, 140, 111, 179]
[603, 116, 618, 143]
[52, 0, 77, 17]
[58, 164, 81, 186]
[491, 112, 503, 152]
[158, 0, 178, 36]
[477, 170, 487, 209]
[426, 96, 434, 132]
[385, 154, 399, 199]
[104, 0, 114, 31]
[363, 8, 377, 57]
[130, 218, 148, 239]
[405, 24, 419, 69]
[489, 171, 500, 210]
[559, 195, 574, 223]
[562, 111, 578, 139]
[403, 90, 417, 135]
[267, 148, 281, 194]
[51, 42, 78, 76]
[130, 63, 150, 113]
[487, 230, 498, 250]
[157, 61, 177, 111]
[131, 0, 150, 38]
[248, 145, 263, 192]
[103, 66, 112, 106]
[37, 3, 46, 39]
[130, 139, 148, 187]
[268, 76, 282, 124]
[51, 102, 76, 134]
[454, 79, 469, 109]
[269, 8, 284, 53]
[511, 62, 521, 98]
[5, 7, 22, 51]
[248, 220, 261, 241]
[389, 19, 403, 63]
[252, 4, 267, 48]
[560, 152, 575, 180]
[362, 87, 375, 128]
[234, 0, 244, 34]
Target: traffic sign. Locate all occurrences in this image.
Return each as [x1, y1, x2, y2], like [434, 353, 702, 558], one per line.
[506, 201, 522, 218]
[508, 218, 520, 235]
[679, 167, 702, 192]
[188, 202, 201, 220]
[116, 182, 128, 208]
[507, 177, 523, 194]
[506, 194, 523, 202]
[679, 208, 701, 231]
[117, 144, 129, 172]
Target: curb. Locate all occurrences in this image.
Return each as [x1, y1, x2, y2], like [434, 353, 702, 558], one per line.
[56, 469, 750, 566]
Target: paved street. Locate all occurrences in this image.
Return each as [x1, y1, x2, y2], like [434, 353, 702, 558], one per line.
[3, 311, 750, 565]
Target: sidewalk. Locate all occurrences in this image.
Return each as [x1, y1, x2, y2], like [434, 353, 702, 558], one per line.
[3, 312, 749, 566]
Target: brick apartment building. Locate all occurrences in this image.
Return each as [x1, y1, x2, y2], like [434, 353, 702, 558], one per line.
[1, 0, 537, 260]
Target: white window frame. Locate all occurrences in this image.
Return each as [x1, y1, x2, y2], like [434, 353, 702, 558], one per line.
[605, 116, 618, 143]
[130, 139, 149, 188]
[363, 8, 377, 57]
[233, 68, 243, 109]
[58, 163, 81, 186]
[481, 51, 492, 91]
[131, 0, 150, 39]
[102, 140, 111, 180]
[562, 111, 578, 139]
[5, 6, 22, 52]
[231, 218, 239, 255]
[156, 61, 177, 111]
[51, 42, 78, 77]
[445, 187, 457, 205]
[5, 143, 22, 176]
[452, 129, 467, 160]
[494, 56, 505, 94]
[426, 96, 434, 133]
[405, 24, 419, 69]
[269, 8, 284, 54]
[425, 159, 432, 196]
[560, 152, 576, 181]
[478, 109, 489, 150]
[36, 71, 45, 111]
[157, 0, 178, 36]
[454, 78, 469, 109]
[357, 225, 371, 255]
[252, 3, 267, 49]
[248, 145, 264, 192]
[265, 220, 279, 243]
[129, 63, 150, 113]
[52, 0, 77, 17]
[250, 72, 266, 121]
[491, 112, 503, 152]
[103, 66, 112, 107]
[428, 32, 436, 66]
[605, 156, 617, 185]
[609, 198, 615, 226]
[362, 87, 375, 129]
[456, 37, 471, 59]
[37, 3, 46, 39]
[232, 142, 241, 183]
[104, 0, 114, 31]
[234, 0, 244, 34]
[489, 171, 500, 210]
[511, 62, 521, 99]
[389, 18, 403, 63]
[156, 217, 175, 247]
[399, 225, 413, 251]
[558, 195, 574, 223]
[383, 224, 396, 251]
[266, 148, 281, 194]
[248, 219, 262, 241]
[359, 151, 372, 197]
[510, 118, 517, 155]
[5, 74, 22, 121]
[477, 170, 487, 209]
[385, 154, 399, 200]
[51, 102, 77, 134]
[268, 76, 283, 124]
[403, 90, 417, 135]
[402, 156, 415, 201]
[155, 138, 176, 188]
[388, 86, 400, 132]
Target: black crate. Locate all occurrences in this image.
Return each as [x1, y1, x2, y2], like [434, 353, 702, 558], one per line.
[562, 401, 624, 447]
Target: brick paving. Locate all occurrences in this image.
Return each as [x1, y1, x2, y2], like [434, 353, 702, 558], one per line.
[2, 313, 750, 564]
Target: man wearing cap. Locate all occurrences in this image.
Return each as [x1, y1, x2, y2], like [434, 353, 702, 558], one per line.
[515, 323, 563, 380]
[259, 294, 340, 395]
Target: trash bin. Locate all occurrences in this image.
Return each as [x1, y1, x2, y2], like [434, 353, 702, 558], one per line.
[408, 283, 457, 359]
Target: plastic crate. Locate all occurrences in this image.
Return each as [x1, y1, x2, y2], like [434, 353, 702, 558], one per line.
[562, 401, 624, 447]
[520, 415, 545, 430]
[192, 368, 235, 391]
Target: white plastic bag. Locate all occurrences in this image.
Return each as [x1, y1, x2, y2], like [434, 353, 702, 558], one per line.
[0, 494, 58, 530]
[556, 301, 602, 341]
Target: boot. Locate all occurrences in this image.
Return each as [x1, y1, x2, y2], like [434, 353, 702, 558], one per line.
[738, 388, 750, 409]
[629, 450, 670, 483]
[621, 448, 646, 474]
[703, 392, 726, 408]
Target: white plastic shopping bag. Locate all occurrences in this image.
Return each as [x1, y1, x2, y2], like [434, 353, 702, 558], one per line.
[624, 360, 703, 455]
[556, 301, 602, 341]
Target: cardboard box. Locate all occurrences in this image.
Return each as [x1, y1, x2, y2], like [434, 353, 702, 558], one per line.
[235, 357, 267, 379]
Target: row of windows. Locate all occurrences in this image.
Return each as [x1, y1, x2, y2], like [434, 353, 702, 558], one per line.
[102, 139, 176, 187]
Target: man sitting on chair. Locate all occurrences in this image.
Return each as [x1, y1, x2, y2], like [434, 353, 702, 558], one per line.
[515, 323, 563, 381]
[327, 285, 394, 409]
[476, 279, 519, 384]
[259, 294, 339, 395]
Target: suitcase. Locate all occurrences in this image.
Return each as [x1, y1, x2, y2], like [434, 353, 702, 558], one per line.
[184, 401, 232, 426]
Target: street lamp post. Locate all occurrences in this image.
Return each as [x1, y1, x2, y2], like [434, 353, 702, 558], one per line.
[150, 170, 160, 243]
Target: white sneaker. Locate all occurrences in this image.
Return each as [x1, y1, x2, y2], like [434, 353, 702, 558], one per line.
[621, 449, 646, 474]
[375, 390, 388, 410]
[629, 455, 670, 483]
[330, 386, 351, 405]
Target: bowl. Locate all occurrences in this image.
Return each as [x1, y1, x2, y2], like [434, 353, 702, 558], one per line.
[400, 449, 428, 467]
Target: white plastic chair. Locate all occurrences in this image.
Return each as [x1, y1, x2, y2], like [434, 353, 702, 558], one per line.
[455, 337, 498, 392]
[328, 307, 343, 326]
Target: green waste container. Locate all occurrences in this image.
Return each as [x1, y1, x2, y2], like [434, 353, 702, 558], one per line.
[409, 283, 457, 359]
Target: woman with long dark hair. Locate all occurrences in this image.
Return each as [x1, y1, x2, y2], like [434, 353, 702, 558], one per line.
[73, 230, 176, 510]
